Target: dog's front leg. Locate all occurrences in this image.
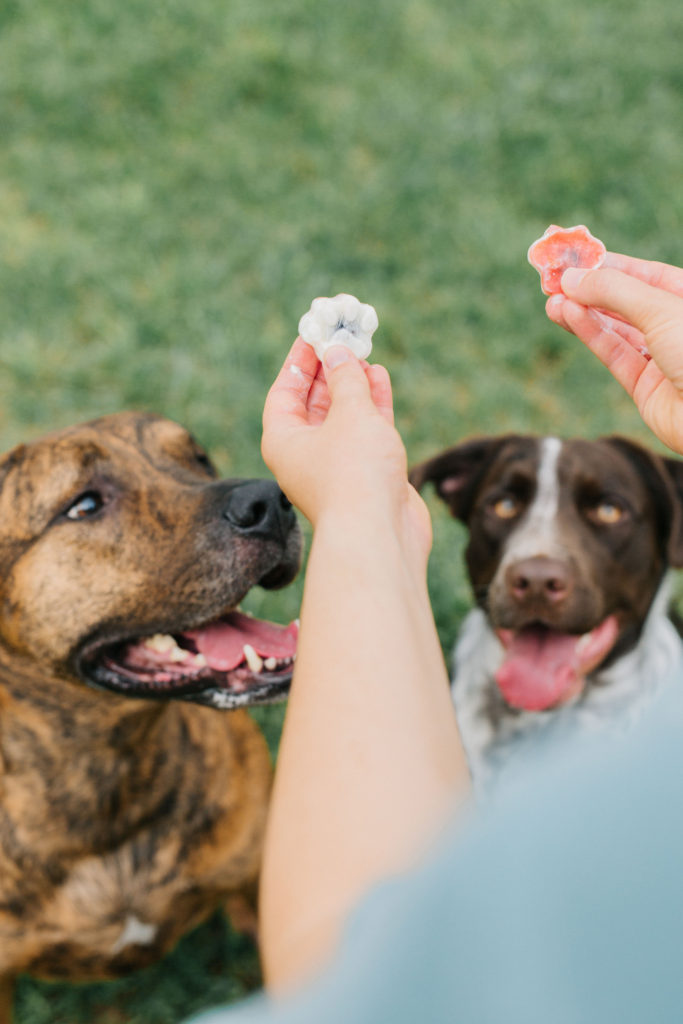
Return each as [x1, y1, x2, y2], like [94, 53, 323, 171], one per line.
[0, 974, 15, 1024]
[224, 882, 259, 943]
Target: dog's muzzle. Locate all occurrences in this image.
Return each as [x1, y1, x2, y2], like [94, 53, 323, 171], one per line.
[74, 479, 302, 709]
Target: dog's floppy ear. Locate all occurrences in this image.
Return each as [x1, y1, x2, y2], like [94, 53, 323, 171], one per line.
[409, 436, 517, 523]
[605, 436, 683, 567]
[655, 452, 683, 567]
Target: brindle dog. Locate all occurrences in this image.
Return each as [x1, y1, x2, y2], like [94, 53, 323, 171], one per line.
[0, 411, 301, 1022]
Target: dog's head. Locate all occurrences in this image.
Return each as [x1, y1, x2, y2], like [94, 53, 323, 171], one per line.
[411, 434, 683, 711]
[0, 411, 302, 709]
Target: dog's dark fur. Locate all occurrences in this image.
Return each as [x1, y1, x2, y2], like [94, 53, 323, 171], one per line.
[411, 434, 683, 786]
[0, 411, 301, 1020]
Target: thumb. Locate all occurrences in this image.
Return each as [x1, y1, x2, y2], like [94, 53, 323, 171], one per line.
[323, 344, 372, 404]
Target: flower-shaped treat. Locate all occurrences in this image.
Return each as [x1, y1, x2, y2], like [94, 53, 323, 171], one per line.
[298, 294, 378, 361]
[527, 224, 606, 295]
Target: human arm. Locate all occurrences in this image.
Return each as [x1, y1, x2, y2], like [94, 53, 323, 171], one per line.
[258, 339, 469, 992]
[545, 252, 683, 454]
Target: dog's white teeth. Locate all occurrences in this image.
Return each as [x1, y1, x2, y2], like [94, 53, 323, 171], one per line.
[576, 633, 591, 654]
[263, 657, 278, 671]
[243, 644, 264, 674]
[143, 633, 205, 668]
[170, 646, 190, 663]
[146, 634, 180, 654]
[298, 293, 378, 361]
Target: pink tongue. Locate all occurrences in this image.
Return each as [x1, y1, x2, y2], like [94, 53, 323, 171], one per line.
[185, 613, 298, 672]
[495, 617, 619, 711]
[495, 631, 579, 711]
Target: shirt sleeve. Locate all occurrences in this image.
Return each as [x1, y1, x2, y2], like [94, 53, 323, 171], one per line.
[188, 675, 683, 1024]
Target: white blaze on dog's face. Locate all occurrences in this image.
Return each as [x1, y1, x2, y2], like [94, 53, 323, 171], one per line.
[494, 437, 563, 567]
[410, 434, 683, 712]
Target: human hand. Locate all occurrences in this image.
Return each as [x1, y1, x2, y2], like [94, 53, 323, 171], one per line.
[260, 338, 466, 991]
[262, 337, 432, 560]
[545, 252, 683, 455]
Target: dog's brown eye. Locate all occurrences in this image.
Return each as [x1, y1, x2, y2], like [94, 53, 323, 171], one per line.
[592, 501, 623, 525]
[195, 452, 216, 476]
[493, 496, 520, 520]
[66, 492, 104, 520]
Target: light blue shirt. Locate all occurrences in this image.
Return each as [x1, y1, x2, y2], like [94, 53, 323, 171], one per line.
[190, 674, 683, 1023]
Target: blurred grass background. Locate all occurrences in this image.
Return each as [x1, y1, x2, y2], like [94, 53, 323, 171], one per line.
[2, 0, 683, 1019]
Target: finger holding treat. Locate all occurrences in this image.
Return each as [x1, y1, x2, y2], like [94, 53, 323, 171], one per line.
[263, 300, 429, 552]
[604, 251, 683, 298]
[533, 226, 683, 455]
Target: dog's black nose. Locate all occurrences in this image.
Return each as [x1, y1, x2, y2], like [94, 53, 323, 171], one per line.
[223, 480, 295, 540]
[506, 557, 571, 606]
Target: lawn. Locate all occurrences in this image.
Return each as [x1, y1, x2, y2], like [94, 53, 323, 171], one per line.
[2, 0, 683, 1019]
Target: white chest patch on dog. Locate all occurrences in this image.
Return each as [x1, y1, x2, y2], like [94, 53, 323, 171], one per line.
[111, 914, 158, 955]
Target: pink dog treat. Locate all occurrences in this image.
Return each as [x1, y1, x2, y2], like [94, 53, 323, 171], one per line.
[527, 224, 606, 295]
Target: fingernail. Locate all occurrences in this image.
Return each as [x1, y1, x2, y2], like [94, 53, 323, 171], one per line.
[561, 267, 589, 290]
[323, 344, 352, 370]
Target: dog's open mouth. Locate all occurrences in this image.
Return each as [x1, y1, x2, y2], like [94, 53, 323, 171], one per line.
[78, 611, 299, 709]
[494, 615, 619, 712]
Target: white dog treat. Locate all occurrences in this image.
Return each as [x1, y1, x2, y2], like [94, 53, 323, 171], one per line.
[298, 293, 378, 360]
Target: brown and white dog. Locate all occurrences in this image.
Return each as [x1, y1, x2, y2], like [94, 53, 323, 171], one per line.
[0, 411, 301, 1021]
[410, 435, 683, 787]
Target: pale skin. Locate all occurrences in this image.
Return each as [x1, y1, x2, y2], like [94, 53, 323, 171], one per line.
[259, 338, 470, 992]
[256, 251, 683, 995]
[546, 252, 683, 456]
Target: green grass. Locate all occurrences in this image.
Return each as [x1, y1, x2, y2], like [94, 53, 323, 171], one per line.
[14, 913, 259, 1024]
[2, 0, 683, 1019]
